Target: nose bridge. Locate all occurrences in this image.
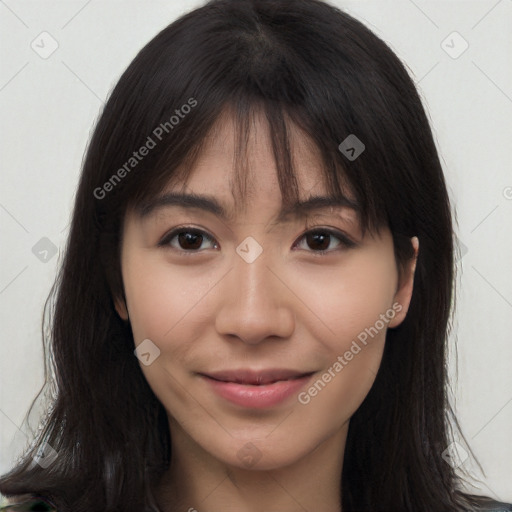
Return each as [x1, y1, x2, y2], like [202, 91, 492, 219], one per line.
[214, 239, 294, 344]
[235, 244, 274, 309]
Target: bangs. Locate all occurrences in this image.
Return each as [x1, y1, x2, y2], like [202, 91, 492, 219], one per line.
[126, 95, 383, 239]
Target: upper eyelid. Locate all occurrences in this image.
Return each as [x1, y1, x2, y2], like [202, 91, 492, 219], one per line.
[158, 224, 356, 250]
[158, 225, 216, 245]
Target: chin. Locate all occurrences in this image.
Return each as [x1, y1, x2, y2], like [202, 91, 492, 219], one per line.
[205, 433, 319, 472]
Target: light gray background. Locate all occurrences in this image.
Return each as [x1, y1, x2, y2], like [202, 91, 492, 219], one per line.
[1, 0, 511, 502]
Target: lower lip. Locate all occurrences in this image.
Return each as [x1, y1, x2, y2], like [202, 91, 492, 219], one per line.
[202, 374, 313, 409]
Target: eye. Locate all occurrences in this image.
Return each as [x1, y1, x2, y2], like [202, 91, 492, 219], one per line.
[293, 228, 356, 254]
[158, 227, 218, 253]
[158, 226, 356, 255]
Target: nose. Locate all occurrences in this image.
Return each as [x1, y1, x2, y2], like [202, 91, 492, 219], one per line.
[214, 246, 295, 345]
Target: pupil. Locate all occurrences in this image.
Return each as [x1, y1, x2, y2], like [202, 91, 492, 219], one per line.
[307, 232, 329, 251]
[179, 232, 202, 250]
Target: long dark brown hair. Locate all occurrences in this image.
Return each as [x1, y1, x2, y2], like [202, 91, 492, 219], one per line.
[0, 0, 496, 510]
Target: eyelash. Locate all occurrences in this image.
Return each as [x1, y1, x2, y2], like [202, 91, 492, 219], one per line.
[157, 225, 357, 256]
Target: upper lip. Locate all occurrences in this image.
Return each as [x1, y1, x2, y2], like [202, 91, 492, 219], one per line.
[200, 368, 314, 385]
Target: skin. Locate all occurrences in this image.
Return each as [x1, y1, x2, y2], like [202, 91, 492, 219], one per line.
[115, 110, 419, 512]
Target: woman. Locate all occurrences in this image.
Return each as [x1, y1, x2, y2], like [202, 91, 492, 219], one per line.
[1, 0, 510, 510]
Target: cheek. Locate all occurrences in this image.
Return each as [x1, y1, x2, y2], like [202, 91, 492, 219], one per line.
[121, 252, 219, 410]
[289, 247, 398, 350]
[122, 251, 220, 345]
[288, 248, 397, 416]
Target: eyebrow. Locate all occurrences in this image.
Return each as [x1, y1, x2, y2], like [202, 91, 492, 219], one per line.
[138, 191, 360, 224]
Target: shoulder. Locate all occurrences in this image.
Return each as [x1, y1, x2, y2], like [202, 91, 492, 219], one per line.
[487, 504, 512, 512]
[474, 498, 512, 512]
[0, 494, 57, 512]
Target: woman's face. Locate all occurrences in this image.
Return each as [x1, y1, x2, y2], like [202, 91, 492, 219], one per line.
[116, 111, 417, 471]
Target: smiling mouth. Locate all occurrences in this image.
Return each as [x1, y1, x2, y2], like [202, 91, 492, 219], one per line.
[199, 370, 316, 409]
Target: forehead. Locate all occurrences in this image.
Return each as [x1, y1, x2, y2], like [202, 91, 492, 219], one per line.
[168, 109, 331, 207]
[133, 107, 362, 230]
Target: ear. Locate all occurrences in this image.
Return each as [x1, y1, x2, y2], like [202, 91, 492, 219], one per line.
[388, 236, 419, 328]
[114, 295, 129, 321]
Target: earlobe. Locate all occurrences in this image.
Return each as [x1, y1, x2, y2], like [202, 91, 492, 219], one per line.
[114, 296, 129, 321]
[388, 236, 419, 328]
